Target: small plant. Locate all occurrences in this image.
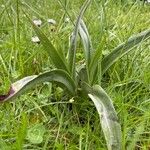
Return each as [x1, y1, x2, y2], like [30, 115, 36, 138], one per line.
[0, 0, 150, 149]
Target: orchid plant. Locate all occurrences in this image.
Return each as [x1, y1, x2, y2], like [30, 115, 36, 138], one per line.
[1, 0, 150, 149]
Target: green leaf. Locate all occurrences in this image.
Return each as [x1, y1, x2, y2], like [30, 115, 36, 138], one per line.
[78, 19, 93, 83]
[83, 83, 121, 150]
[79, 19, 93, 65]
[27, 123, 45, 144]
[15, 113, 27, 149]
[25, 14, 69, 72]
[101, 29, 150, 75]
[67, 0, 91, 78]
[0, 69, 76, 102]
[88, 8, 105, 85]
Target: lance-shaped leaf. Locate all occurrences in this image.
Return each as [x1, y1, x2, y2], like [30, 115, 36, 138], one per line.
[83, 83, 121, 150]
[79, 19, 93, 65]
[78, 19, 93, 83]
[88, 8, 105, 85]
[67, 0, 91, 78]
[25, 14, 69, 72]
[101, 29, 150, 75]
[0, 69, 76, 102]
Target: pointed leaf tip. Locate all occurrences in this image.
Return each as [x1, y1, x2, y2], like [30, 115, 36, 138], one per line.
[0, 70, 76, 103]
[0, 87, 15, 102]
[0, 76, 37, 102]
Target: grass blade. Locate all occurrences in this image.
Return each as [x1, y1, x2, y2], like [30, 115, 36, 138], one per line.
[0, 69, 76, 102]
[101, 29, 150, 75]
[83, 83, 121, 150]
[67, 0, 91, 78]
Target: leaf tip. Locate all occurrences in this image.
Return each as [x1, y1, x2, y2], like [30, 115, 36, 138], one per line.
[0, 87, 15, 102]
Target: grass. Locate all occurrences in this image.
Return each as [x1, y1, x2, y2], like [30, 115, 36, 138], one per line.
[0, 0, 150, 149]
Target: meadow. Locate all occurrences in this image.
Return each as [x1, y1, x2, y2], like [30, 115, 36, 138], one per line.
[0, 0, 150, 149]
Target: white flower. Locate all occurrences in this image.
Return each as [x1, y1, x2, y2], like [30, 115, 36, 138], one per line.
[11, 56, 15, 60]
[65, 17, 70, 23]
[33, 19, 42, 27]
[31, 36, 40, 43]
[47, 19, 56, 25]
[69, 98, 74, 103]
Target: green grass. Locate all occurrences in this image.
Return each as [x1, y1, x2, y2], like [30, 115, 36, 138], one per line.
[0, 0, 150, 149]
